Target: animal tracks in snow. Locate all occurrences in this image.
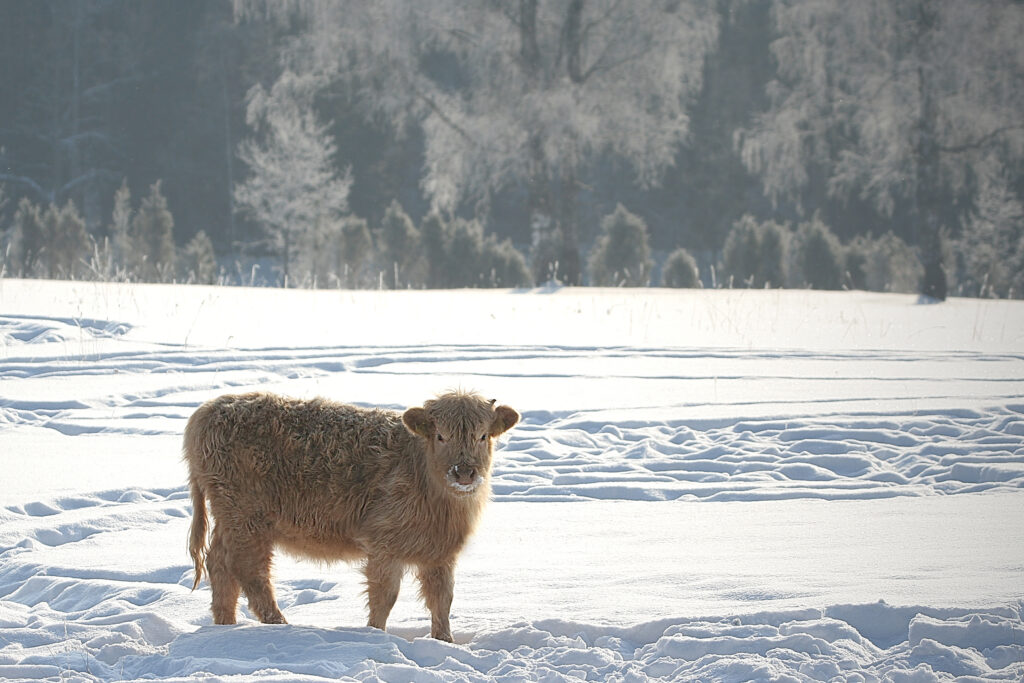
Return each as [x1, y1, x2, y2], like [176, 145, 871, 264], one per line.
[3, 286, 1024, 681]
[496, 406, 1024, 501]
[2, 310, 1024, 502]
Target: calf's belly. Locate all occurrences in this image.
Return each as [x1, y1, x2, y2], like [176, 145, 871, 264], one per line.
[274, 532, 367, 563]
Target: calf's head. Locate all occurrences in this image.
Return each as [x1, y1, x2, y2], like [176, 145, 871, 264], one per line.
[403, 391, 519, 496]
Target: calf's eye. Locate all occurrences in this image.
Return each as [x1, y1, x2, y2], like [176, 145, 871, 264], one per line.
[437, 434, 445, 443]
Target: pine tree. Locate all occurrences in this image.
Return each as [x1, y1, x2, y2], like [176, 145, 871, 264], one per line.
[294, 214, 343, 288]
[376, 200, 421, 288]
[662, 248, 701, 288]
[721, 215, 789, 288]
[132, 180, 176, 282]
[182, 230, 218, 285]
[758, 221, 788, 289]
[7, 198, 89, 279]
[339, 217, 373, 288]
[588, 204, 653, 287]
[481, 236, 532, 288]
[792, 217, 843, 290]
[447, 218, 484, 288]
[9, 198, 45, 277]
[420, 211, 453, 289]
[722, 215, 762, 287]
[109, 180, 135, 277]
[46, 200, 89, 279]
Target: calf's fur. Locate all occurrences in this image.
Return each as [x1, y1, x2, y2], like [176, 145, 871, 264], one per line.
[184, 390, 518, 641]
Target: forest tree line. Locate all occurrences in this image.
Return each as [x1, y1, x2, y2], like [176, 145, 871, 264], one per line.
[1, 0, 1022, 298]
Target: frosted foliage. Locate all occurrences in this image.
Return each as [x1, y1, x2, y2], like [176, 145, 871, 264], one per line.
[957, 173, 1024, 298]
[738, 0, 1024, 212]
[233, 70, 352, 275]
[240, 1, 718, 212]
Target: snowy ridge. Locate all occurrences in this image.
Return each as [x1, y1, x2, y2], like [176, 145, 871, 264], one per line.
[2, 281, 1023, 681]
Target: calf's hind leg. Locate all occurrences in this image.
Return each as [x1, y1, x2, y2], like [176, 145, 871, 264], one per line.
[229, 532, 287, 624]
[209, 525, 286, 625]
[206, 529, 241, 624]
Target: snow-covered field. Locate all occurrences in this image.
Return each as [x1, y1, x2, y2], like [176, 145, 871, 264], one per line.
[1, 279, 1023, 681]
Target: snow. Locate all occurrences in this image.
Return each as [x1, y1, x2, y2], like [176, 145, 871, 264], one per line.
[1, 278, 1023, 681]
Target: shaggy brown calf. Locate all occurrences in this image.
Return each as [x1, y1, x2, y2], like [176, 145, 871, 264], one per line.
[184, 390, 519, 641]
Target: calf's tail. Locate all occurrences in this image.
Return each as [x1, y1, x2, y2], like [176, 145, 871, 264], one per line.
[183, 402, 216, 591]
[188, 475, 208, 591]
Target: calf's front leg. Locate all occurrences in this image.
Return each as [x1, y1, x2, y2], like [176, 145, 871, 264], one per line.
[417, 562, 455, 642]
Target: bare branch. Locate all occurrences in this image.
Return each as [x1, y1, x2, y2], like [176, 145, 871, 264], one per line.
[582, 0, 625, 42]
[409, 84, 478, 147]
[938, 124, 1024, 155]
[582, 42, 655, 82]
[0, 174, 47, 202]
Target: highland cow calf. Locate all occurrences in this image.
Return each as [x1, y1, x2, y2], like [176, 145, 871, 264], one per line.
[184, 390, 518, 641]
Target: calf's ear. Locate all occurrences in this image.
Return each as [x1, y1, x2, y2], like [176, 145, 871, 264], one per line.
[490, 404, 520, 436]
[403, 407, 435, 439]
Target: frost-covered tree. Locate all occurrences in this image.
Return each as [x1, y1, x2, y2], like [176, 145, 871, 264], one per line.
[109, 179, 135, 276]
[6, 198, 90, 279]
[233, 70, 352, 286]
[737, 0, 1024, 300]
[235, 0, 718, 285]
[845, 232, 921, 294]
[181, 230, 219, 285]
[955, 173, 1024, 298]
